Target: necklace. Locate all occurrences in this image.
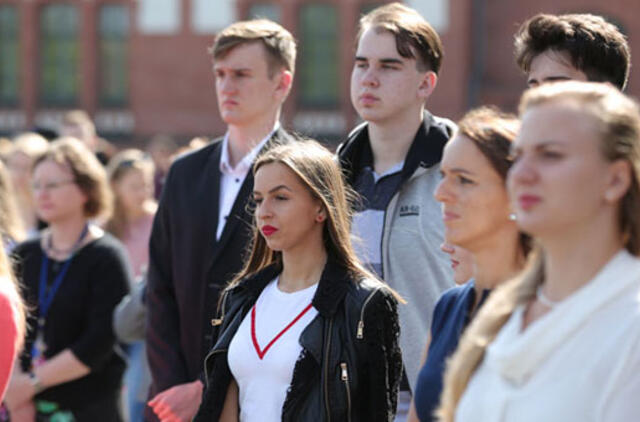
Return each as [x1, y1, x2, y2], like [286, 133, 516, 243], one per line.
[46, 224, 89, 257]
[536, 285, 560, 308]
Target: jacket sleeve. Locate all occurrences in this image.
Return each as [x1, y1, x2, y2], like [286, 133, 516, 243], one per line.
[362, 288, 402, 421]
[113, 279, 146, 343]
[145, 167, 190, 395]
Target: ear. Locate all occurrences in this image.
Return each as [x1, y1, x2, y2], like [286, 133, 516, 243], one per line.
[275, 69, 293, 99]
[418, 71, 437, 101]
[604, 159, 632, 204]
[315, 204, 327, 223]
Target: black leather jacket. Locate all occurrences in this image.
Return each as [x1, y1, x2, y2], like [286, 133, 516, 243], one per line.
[194, 259, 402, 422]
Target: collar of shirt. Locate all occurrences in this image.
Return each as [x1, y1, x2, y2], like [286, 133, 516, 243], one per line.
[219, 122, 281, 176]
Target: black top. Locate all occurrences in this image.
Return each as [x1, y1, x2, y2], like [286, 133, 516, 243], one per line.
[12, 234, 131, 411]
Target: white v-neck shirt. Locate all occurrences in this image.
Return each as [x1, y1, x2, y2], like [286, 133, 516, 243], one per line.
[228, 278, 318, 421]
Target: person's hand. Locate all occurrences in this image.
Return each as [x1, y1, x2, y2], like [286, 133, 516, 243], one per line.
[148, 380, 204, 422]
[4, 373, 36, 413]
[8, 400, 36, 422]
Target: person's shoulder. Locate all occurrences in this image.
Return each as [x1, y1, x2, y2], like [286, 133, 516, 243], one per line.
[429, 113, 457, 138]
[10, 237, 41, 258]
[84, 231, 128, 260]
[170, 138, 222, 173]
[437, 282, 474, 308]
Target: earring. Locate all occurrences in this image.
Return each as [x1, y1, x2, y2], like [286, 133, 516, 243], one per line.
[508, 213, 517, 221]
[316, 215, 325, 223]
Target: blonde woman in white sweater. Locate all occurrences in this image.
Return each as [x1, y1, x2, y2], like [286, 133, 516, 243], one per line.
[438, 81, 640, 422]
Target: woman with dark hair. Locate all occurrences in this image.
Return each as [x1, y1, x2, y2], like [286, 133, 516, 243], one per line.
[192, 140, 401, 422]
[410, 107, 530, 421]
[440, 82, 640, 421]
[5, 138, 131, 421]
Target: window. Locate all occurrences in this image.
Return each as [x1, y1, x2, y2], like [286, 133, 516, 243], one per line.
[298, 4, 339, 108]
[0, 5, 19, 106]
[99, 5, 129, 107]
[39, 5, 79, 106]
[248, 3, 281, 22]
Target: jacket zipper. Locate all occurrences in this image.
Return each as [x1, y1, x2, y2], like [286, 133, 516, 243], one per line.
[324, 319, 334, 422]
[356, 288, 380, 339]
[204, 290, 231, 387]
[340, 362, 352, 422]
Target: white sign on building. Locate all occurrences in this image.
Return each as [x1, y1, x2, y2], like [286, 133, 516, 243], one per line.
[407, 0, 449, 33]
[137, 0, 181, 35]
[192, 0, 235, 34]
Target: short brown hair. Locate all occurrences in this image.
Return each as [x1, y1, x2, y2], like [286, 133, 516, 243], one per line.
[210, 19, 297, 76]
[33, 137, 112, 219]
[357, 2, 443, 73]
[514, 13, 631, 90]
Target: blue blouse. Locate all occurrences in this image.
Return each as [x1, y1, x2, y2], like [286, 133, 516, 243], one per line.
[413, 280, 489, 421]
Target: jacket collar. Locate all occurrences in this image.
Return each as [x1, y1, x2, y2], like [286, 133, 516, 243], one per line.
[233, 256, 352, 318]
[337, 110, 454, 185]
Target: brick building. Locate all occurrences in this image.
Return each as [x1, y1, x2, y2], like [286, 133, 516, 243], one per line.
[0, 0, 637, 144]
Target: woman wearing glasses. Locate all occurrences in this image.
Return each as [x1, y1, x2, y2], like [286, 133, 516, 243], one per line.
[5, 138, 131, 421]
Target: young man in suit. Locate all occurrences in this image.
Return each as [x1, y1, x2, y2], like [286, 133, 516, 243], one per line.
[145, 19, 296, 422]
[337, 3, 454, 420]
[514, 13, 630, 90]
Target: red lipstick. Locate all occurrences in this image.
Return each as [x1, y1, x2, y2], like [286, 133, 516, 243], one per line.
[261, 225, 278, 236]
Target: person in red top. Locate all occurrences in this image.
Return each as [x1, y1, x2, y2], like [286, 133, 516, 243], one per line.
[0, 247, 25, 402]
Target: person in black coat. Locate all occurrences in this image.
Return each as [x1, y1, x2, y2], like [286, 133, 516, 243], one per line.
[195, 141, 402, 422]
[145, 19, 297, 421]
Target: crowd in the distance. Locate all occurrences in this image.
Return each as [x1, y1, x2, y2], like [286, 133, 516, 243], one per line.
[0, 3, 639, 422]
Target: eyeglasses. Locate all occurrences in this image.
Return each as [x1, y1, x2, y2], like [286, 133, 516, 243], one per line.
[31, 180, 77, 192]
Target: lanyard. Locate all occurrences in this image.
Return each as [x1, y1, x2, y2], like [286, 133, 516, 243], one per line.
[37, 224, 89, 328]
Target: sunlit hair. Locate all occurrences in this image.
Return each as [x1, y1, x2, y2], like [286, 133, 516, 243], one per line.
[456, 107, 532, 255]
[0, 161, 25, 245]
[228, 140, 393, 296]
[210, 19, 297, 77]
[437, 81, 640, 421]
[33, 137, 112, 220]
[105, 149, 155, 239]
[514, 13, 630, 90]
[357, 2, 443, 73]
[9, 132, 48, 159]
[0, 247, 25, 354]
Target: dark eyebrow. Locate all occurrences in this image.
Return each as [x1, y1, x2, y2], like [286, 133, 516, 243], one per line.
[354, 56, 367, 61]
[379, 58, 403, 65]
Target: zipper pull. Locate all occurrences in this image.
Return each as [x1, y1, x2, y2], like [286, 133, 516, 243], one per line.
[211, 317, 223, 326]
[356, 320, 364, 339]
[340, 362, 348, 381]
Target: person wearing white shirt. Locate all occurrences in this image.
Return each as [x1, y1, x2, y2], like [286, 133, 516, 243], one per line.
[437, 81, 640, 421]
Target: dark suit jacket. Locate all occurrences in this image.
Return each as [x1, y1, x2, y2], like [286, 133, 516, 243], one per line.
[145, 128, 294, 406]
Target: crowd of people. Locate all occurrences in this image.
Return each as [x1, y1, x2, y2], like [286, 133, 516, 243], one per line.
[0, 2, 639, 421]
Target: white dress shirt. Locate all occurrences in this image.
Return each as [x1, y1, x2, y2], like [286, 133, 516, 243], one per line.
[456, 249, 640, 422]
[216, 123, 279, 240]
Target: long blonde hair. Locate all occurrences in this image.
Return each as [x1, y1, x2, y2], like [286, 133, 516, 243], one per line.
[0, 161, 25, 245]
[437, 81, 640, 421]
[228, 140, 382, 292]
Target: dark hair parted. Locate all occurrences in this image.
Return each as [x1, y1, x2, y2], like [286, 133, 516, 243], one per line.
[456, 107, 532, 256]
[357, 2, 443, 73]
[514, 13, 631, 90]
[33, 137, 112, 219]
[210, 19, 297, 77]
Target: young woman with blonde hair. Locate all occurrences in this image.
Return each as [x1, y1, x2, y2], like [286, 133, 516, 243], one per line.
[193, 140, 401, 422]
[439, 81, 640, 421]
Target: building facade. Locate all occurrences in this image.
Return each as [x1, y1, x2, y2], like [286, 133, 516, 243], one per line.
[0, 0, 636, 144]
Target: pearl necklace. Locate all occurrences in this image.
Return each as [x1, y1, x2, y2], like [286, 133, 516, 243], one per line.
[536, 285, 560, 308]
